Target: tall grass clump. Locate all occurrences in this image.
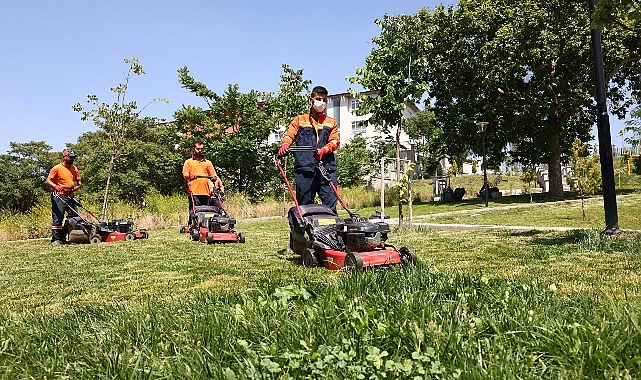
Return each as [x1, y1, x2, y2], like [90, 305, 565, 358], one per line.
[0, 196, 50, 240]
[1, 264, 639, 378]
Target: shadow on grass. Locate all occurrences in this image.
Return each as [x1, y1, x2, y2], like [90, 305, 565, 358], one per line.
[529, 229, 591, 246]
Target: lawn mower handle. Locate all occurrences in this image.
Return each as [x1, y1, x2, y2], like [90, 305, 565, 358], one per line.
[287, 146, 317, 153]
[191, 175, 217, 181]
[277, 145, 317, 158]
[274, 154, 303, 219]
[52, 192, 94, 224]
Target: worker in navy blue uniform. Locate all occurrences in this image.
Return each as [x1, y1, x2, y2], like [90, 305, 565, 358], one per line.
[278, 86, 340, 213]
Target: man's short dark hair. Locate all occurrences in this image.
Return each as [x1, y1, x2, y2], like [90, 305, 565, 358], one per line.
[194, 141, 204, 147]
[311, 86, 328, 96]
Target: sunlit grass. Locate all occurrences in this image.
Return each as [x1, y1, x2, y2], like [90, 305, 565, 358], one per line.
[2, 206, 641, 377]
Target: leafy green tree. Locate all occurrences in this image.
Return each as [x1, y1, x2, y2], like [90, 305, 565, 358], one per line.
[449, 160, 459, 177]
[176, 69, 277, 200]
[593, 0, 641, 30]
[0, 141, 57, 212]
[71, 122, 183, 207]
[402, 109, 444, 176]
[348, 13, 428, 178]
[268, 64, 311, 130]
[569, 138, 602, 219]
[355, 1, 641, 199]
[622, 106, 641, 146]
[336, 135, 377, 188]
[73, 58, 168, 219]
[520, 166, 538, 203]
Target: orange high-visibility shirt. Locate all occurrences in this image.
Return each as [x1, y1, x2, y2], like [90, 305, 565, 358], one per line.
[182, 157, 219, 195]
[48, 163, 81, 189]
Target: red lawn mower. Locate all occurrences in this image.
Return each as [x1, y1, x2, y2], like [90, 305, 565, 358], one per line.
[275, 146, 416, 270]
[54, 193, 149, 244]
[181, 176, 245, 244]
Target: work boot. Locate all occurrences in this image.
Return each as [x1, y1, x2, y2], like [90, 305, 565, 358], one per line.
[51, 228, 67, 245]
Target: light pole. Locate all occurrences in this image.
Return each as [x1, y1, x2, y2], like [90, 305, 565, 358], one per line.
[476, 121, 489, 207]
[589, 0, 620, 235]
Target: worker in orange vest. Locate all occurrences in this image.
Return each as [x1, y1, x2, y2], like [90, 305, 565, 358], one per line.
[182, 141, 225, 215]
[44, 149, 82, 245]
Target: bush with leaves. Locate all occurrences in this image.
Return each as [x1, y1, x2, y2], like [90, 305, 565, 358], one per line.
[569, 138, 601, 219]
[336, 135, 377, 188]
[0, 142, 57, 213]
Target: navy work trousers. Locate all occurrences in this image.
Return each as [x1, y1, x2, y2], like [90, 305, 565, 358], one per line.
[295, 170, 338, 214]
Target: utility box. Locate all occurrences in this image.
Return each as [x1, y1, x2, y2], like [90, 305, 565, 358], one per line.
[433, 176, 450, 201]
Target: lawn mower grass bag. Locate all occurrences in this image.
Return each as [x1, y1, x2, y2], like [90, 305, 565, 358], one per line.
[65, 216, 96, 244]
[288, 204, 343, 255]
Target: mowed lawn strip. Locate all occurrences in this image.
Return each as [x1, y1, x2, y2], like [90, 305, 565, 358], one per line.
[1, 209, 641, 377]
[2, 214, 641, 312]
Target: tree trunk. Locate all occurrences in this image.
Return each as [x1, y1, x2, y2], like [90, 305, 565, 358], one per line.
[396, 124, 403, 227]
[547, 127, 564, 199]
[101, 154, 115, 221]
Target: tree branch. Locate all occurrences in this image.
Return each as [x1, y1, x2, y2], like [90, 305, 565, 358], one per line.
[606, 56, 641, 82]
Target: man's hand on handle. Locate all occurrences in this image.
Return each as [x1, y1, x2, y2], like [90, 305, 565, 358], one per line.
[278, 143, 290, 157]
[315, 146, 329, 161]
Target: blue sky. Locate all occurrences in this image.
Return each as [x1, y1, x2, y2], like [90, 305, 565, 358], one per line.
[0, 0, 629, 154]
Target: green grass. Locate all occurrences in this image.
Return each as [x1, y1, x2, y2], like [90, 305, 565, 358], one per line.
[2, 219, 641, 377]
[401, 193, 641, 230]
[2, 170, 641, 377]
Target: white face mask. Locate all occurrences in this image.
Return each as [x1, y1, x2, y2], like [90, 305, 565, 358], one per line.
[312, 99, 327, 112]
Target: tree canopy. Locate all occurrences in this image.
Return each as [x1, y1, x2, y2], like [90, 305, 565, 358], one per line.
[175, 64, 311, 200]
[350, 0, 641, 198]
[0, 142, 57, 213]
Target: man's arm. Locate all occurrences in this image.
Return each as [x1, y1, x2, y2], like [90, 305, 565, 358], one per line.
[182, 160, 194, 181]
[279, 116, 301, 155]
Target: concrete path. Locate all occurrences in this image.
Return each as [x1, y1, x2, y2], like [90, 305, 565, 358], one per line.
[381, 195, 638, 233]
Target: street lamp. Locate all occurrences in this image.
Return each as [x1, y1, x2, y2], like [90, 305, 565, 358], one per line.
[476, 121, 489, 207]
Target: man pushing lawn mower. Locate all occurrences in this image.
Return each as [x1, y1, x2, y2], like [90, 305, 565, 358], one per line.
[276, 86, 415, 269]
[276, 149, 416, 270]
[182, 141, 225, 215]
[278, 85, 340, 213]
[45, 149, 147, 244]
[182, 141, 244, 244]
[45, 149, 82, 245]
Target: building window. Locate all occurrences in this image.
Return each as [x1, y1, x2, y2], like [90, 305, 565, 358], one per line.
[350, 99, 361, 111]
[351, 121, 367, 134]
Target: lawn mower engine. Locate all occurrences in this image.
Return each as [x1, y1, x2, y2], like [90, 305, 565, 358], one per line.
[188, 205, 245, 244]
[342, 218, 390, 252]
[106, 219, 149, 240]
[288, 204, 413, 270]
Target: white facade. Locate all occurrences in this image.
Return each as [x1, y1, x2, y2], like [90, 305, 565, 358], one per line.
[268, 91, 421, 150]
